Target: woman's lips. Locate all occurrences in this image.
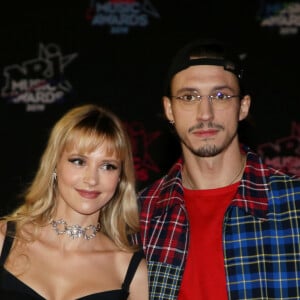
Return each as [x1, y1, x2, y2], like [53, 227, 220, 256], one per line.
[76, 189, 100, 199]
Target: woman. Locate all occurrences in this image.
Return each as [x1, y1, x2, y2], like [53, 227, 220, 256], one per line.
[0, 104, 148, 299]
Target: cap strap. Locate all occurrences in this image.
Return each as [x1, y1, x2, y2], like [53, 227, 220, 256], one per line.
[185, 58, 243, 79]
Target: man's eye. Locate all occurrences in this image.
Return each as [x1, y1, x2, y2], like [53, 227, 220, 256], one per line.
[181, 94, 197, 101]
[214, 92, 228, 100]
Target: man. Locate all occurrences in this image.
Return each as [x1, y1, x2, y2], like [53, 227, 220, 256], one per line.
[138, 38, 300, 299]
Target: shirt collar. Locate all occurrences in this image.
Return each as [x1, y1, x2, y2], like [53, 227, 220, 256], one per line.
[164, 145, 270, 220]
[233, 145, 269, 220]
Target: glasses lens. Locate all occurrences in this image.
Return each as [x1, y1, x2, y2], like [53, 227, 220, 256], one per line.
[175, 93, 234, 111]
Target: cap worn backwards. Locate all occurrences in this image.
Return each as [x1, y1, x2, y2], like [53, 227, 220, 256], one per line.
[164, 38, 245, 96]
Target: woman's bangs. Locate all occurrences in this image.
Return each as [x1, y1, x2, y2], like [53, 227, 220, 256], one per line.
[65, 128, 121, 157]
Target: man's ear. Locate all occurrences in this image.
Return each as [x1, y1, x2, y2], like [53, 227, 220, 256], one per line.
[163, 96, 174, 123]
[239, 95, 251, 121]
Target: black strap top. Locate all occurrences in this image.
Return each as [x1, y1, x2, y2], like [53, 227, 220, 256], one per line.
[0, 222, 144, 300]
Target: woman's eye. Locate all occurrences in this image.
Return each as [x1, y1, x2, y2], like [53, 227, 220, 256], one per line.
[69, 158, 85, 166]
[101, 163, 118, 171]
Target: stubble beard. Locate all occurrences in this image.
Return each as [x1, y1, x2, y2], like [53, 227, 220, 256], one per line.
[182, 131, 238, 158]
[185, 143, 221, 157]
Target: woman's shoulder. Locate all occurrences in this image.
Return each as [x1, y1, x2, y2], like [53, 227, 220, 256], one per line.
[126, 250, 148, 300]
[113, 249, 148, 296]
[111, 249, 143, 278]
[0, 219, 7, 231]
[0, 220, 8, 255]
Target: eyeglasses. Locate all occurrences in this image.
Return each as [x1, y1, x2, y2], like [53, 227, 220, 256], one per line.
[171, 91, 241, 111]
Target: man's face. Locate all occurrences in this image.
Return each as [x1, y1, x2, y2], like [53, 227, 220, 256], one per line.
[163, 65, 250, 157]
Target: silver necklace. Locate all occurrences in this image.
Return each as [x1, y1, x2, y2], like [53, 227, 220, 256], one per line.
[50, 219, 100, 240]
[183, 155, 246, 189]
[228, 155, 246, 185]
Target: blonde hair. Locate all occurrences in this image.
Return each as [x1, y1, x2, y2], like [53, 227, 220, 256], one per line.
[4, 104, 139, 251]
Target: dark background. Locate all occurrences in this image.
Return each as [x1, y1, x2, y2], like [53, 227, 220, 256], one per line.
[0, 0, 299, 215]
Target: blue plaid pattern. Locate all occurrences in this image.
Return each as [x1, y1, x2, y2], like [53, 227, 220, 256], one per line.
[139, 145, 300, 299]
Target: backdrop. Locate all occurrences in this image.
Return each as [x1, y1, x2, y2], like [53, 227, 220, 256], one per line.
[1, 0, 299, 215]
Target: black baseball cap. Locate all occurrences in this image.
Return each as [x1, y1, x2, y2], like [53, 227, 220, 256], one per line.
[164, 38, 245, 96]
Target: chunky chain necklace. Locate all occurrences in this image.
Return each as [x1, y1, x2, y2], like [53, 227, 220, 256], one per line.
[50, 219, 100, 240]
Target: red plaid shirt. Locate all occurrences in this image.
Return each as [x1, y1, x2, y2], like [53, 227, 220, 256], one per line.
[139, 145, 300, 299]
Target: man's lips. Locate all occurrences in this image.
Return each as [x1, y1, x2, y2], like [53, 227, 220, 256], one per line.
[192, 129, 219, 138]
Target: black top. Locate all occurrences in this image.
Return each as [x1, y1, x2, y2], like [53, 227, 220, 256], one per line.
[0, 222, 144, 300]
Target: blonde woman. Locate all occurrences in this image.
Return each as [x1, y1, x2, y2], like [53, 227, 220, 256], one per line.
[0, 104, 148, 300]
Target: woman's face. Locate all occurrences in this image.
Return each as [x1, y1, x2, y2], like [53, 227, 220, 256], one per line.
[55, 142, 121, 219]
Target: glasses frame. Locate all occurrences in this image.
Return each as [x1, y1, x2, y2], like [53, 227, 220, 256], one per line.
[170, 92, 241, 111]
[171, 94, 241, 103]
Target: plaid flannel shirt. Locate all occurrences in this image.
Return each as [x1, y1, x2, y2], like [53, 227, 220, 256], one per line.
[139, 145, 300, 299]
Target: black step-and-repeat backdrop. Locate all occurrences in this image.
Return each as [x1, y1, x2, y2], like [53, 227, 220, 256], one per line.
[1, 0, 299, 215]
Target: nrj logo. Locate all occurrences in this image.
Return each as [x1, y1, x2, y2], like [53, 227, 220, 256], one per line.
[258, 1, 300, 35]
[1, 43, 78, 112]
[257, 122, 300, 176]
[125, 121, 161, 182]
[86, 0, 160, 34]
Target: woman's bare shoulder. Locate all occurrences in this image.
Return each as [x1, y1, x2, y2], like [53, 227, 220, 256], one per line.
[128, 253, 148, 300]
[114, 250, 148, 300]
[0, 220, 8, 255]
